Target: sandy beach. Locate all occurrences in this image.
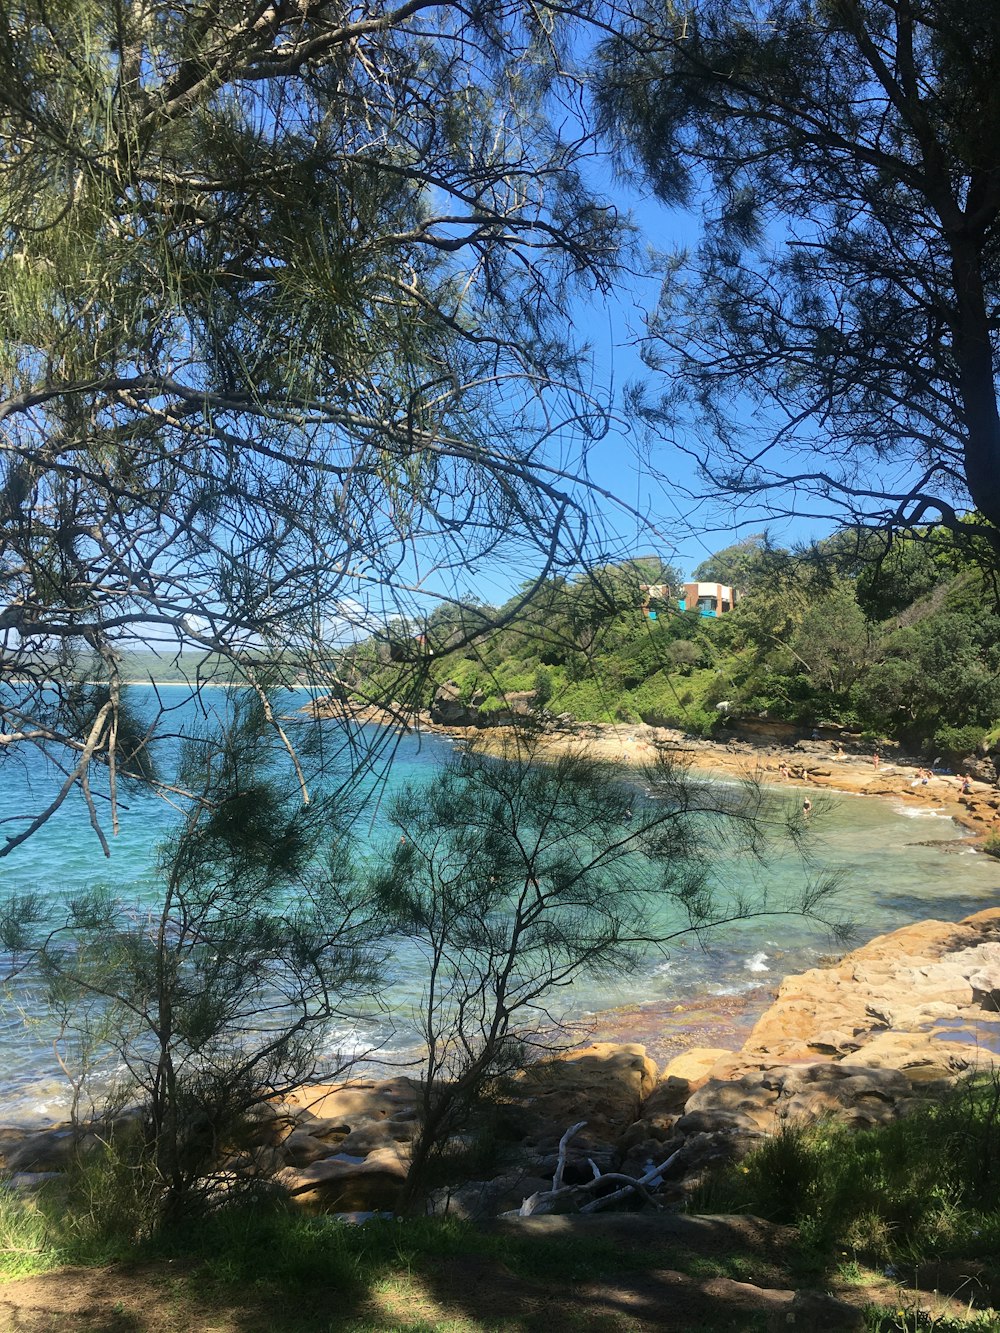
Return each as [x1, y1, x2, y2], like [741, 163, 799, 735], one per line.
[420, 718, 997, 840]
[308, 692, 999, 837]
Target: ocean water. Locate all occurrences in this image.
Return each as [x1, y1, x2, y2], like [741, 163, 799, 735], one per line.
[1, 685, 998, 1126]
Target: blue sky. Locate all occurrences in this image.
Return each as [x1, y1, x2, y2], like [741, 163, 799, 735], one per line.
[539, 169, 837, 588]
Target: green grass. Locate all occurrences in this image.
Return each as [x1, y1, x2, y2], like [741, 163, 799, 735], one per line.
[7, 1075, 1000, 1329]
[865, 1309, 1000, 1332]
[691, 1073, 1000, 1271]
[0, 1178, 659, 1288]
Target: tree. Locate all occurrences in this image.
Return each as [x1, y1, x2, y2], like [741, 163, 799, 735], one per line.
[5, 695, 383, 1216]
[0, 0, 627, 851]
[853, 604, 1000, 746]
[596, 0, 1000, 560]
[367, 739, 842, 1209]
[693, 536, 779, 594]
[789, 579, 876, 695]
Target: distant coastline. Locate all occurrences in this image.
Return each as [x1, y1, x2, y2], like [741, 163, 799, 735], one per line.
[306, 695, 995, 842]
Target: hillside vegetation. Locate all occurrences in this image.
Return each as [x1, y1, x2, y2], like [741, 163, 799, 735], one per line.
[342, 531, 1000, 762]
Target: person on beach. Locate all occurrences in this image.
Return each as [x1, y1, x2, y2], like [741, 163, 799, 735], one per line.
[872, 750, 880, 770]
[779, 762, 790, 781]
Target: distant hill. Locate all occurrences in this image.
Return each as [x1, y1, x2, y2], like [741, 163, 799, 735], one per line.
[337, 533, 1000, 765]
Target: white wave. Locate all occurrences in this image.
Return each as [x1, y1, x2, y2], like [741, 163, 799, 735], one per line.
[744, 951, 770, 973]
[890, 804, 949, 819]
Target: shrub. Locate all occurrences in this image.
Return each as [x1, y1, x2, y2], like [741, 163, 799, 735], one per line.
[932, 724, 988, 759]
[692, 1074, 1000, 1266]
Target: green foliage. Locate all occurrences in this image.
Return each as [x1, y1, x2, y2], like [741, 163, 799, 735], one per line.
[0, 0, 624, 852]
[695, 1074, 1000, 1267]
[359, 534, 1000, 758]
[692, 535, 775, 592]
[532, 667, 553, 708]
[854, 536, 955, 621]
[368, 740, 838, 1208]
[21, 694, 385, 1217]
[854, 606, 1000, 746]
[866, 1308, 1000, 1333]
[933, 725, 988, 760]
[596, 0, 1000, 563]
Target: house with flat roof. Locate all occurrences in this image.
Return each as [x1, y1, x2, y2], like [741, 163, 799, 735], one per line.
[678, 581, 736, 617]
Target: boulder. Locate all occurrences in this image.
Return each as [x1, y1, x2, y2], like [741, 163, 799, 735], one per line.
[741, 910, 1000, 1066]
[281, 1127, 341, 1167]
[516, 1043, 658, 1150]
[964, 756, 998, 785]
[677, 1062, 916, 1139]
[278, 1145, 408, 1212]
[283, 1076, 420, 1126]
[660, 1047, 734, 1092]
[426, 1171, 552, 1220]
[1, 1127, 98, 1174]
[429, 681, 476, 726]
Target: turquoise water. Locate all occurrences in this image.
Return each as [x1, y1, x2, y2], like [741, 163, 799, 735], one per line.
[1, 685, 998, 1125]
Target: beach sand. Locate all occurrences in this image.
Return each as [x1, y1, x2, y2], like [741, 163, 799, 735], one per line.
[429, 719, 995, 839]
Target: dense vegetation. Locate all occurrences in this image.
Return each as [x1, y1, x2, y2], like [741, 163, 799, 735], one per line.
[343, 530, 1000, 761]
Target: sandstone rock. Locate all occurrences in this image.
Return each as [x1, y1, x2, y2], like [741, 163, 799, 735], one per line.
[281, 1128, 339, 1167]
[336, 1116, 419, 1158]
[2, 1128, 99, 1174]
[426, 1171, 551, 1220]
[741, 910, 1000, 1066]
[968, 966, 1000, 1009]
[430, 681, 475, 726]
[278, 1145, 409, 1212]
[964, 756, 997, 785]
[516, 1042, 657, 1152]
[619, 1137, 687, 1182]
[241, 1145, 287, 1176]
[853, 1031, 987, 1078]
[283, 1076, 420, 1125]
[0, 1128, 29, 1171]
[660, 1047, 734, 1091]
[676, 1062, 916, 1140]
[239, 1101, 300, 1148]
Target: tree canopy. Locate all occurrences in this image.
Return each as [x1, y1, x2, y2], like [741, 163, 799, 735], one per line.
[0, 0, 627, 848]
[596, 0, 1000, 559]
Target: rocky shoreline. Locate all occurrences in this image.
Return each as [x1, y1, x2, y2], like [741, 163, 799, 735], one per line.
[309, 698, 1000, 840]
[5, 909, 1000, 1224]
[457, 722, 1000, 840]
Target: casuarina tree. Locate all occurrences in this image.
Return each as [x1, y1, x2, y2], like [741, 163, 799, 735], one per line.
[0, 0, 629, 850]
[596, 0, 1000, 563]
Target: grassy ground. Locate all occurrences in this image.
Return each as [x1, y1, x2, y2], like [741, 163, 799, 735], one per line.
[2, 1205, 998, 1332]
[4, 1076, 1000, 1330]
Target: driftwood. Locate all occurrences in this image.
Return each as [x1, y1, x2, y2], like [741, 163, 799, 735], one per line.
[552, 1119, 587, 1192]
[517, 1122, 681, 1217]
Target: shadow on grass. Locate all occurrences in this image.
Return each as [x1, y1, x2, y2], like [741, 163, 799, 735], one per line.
[0, 1206, 809, 1332]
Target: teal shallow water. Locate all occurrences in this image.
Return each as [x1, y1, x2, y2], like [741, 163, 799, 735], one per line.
[1, 686, 998, 1125]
